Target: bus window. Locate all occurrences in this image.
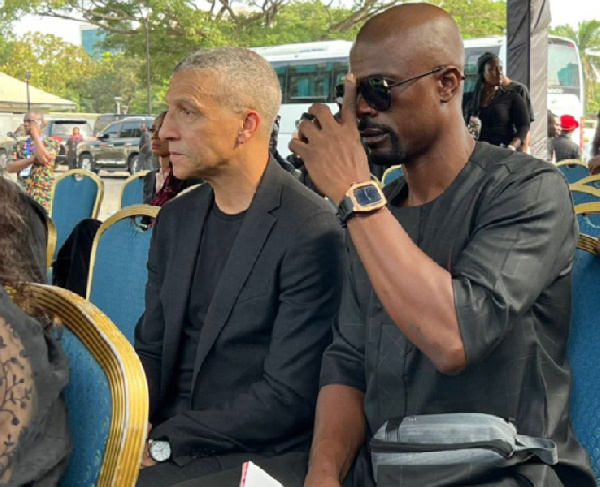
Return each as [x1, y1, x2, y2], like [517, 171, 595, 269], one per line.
[548, 43, 580, 89]
[274, 66, 287, 95]
[287, 62, 332, 102]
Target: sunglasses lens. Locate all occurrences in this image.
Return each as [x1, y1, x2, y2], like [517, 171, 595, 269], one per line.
[359, 78, 391, 111]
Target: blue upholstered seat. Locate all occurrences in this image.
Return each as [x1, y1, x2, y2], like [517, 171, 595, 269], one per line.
[575, 203, 600, 239]
[10, 284, 148, 487]
[382, 165, 404, 186]
[58, 326, 112, 487]
[558, 162, 589, 185]
[568, 243, 600, 479]
[120, 172, 148, 209]
[87, 205, 159, 343]
[50, 170, 103, 262]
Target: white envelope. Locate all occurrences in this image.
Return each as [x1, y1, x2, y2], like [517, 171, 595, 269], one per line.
[239, 461, 284, 487]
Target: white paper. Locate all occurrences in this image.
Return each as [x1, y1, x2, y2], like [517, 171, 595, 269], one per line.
[20, 164, 32, 177]
[239, 461, 284, 487]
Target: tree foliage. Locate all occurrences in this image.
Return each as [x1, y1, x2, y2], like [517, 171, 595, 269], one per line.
[551, 21, 600, 114]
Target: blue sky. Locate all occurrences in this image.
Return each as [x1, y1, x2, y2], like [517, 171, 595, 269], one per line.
[12, 0, 600, 46]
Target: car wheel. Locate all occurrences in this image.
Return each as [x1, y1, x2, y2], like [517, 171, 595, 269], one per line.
[79, 153, 94, 172]
[129, 154, 140, 175]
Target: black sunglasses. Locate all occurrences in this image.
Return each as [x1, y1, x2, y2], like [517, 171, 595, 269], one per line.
[357, 65, 447, 111]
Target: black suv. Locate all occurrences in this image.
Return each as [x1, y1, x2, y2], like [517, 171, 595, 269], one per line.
[43, 119, 95, 166]
[77, 116, 154, 174]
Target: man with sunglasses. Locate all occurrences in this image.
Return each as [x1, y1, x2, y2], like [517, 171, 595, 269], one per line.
[292, 4, 594, 487]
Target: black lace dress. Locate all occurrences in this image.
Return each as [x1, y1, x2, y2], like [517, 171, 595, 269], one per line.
[0, 286, 71, 486]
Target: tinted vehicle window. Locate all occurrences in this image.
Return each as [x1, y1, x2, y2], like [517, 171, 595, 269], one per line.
[103, 123, 121, 138]
[49, 122, 94, 137]
[120, 122, 142, 138]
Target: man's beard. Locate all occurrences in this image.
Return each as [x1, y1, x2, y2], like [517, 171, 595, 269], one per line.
[359, 120, 407, 167]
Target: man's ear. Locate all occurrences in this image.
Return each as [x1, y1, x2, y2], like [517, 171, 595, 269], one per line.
[238, 111, 261, 144]
[439, 67, 463, 104]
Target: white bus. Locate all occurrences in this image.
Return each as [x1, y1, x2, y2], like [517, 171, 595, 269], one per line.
[254, 36, 585, 156]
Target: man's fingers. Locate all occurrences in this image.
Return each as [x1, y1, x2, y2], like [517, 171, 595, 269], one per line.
[341, 73, 358, 127]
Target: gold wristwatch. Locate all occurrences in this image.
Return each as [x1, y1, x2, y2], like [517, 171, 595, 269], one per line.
[337, 181, 387, 226]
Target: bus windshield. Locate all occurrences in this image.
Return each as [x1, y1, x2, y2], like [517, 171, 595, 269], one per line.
[548, 41, 581, 91]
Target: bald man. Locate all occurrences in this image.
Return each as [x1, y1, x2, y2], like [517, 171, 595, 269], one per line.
[292, 5, 595, 487]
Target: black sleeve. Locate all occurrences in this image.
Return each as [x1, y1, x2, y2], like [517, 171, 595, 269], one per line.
[510, 93, 530, 144]
[149, 211, 344, 458]
[452, 166, 577, 366]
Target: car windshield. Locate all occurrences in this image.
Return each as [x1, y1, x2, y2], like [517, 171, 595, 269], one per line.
[50, 123, 93, 137]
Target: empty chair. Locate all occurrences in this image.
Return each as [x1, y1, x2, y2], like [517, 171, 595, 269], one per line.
[568, 235, 600, 479]
[10, 283, 148, 487]
[50, 169, 103, 261]
[87, 205, 160, 342]
[120, 170, 149, 209]
[382, 165, 404, 186]
[557, 160, 589, 185]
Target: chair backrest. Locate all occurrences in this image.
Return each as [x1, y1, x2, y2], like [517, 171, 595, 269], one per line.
[568, 235, 600, 478]
[87, 205, 160, 343]
[120, 171, 149, 209]
[46, 216, 56, 272]
[571, 175, 600, 192]
[382, 165, 404, 186]
[570, 187, 600, 207]
[50, 169, 104, 262]
[11, 283, 148, 487]
[557, 160, 589, 185]
[575, 202, 600, 239]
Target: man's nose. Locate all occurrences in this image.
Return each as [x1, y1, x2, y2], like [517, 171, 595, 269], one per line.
[159, 112, 177, 140]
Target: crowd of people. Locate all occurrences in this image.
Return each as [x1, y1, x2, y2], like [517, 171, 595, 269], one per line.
[3, 3, 600, 487]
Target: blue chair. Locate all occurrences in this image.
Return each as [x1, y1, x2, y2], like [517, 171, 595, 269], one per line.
[571, 175, 600, 192]
[87, 205, 160, 343]
[382, 165, 404, 186]
[120, 171, 149, 209]
[570, 187, 600, 206]
[50, 169, 103, 262]
[557, 160, 589, 185]
[575, 202, 600, 239]
[12, 283, 148, 487]
[568, 235, 600, 479]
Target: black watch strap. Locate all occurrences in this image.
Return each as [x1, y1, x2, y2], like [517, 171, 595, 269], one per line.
[337, 195, 355, 226]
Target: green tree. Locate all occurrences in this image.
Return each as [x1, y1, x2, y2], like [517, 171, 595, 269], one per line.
[0, 32, 95, 107]
[551, 21, 600, 114]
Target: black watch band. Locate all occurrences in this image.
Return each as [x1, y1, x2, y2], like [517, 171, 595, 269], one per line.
[337, 195, 355, 226]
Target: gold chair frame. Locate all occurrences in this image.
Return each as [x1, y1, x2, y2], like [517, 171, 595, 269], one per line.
[570, 175, 600, 191]
[557, 159, 588, 169]
[86, 205, 160, 300]
[46, 216, 56, 272]
[569, 186, 600, 200]
[50, 169, 104, 220]
[119, 171, 150, 210]
[9, 283, 148, 486]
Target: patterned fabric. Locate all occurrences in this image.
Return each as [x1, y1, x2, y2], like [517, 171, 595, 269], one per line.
[57, 326, 112, 487]
[577, 214, 600, 238]
[89, 216, 154, 343]
[15, 137, 59, 211]
[568, 248, 600, 479]
[558, 164, 589, 185]
[571, 189, 600, 206]
[150, 164, 184, 207]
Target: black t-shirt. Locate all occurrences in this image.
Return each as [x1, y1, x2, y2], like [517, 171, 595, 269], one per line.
[506, 81, 534, 122]
[165, 200, 246, 417]
[478, 88, 530, 148]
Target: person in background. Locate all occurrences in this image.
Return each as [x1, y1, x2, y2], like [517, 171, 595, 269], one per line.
[0, 177, 71, 486]
[67, 126, 84, 170]
[463, 52, 529, 151]
[547, 110, 559, 163]
[5, 112, 59, 211]
[139, 123, 153, 172]
[552, 114, 582, 162]
[269, 115, 296, 175]
[502, 75, 534, 152]
[588, 110, 600, 175]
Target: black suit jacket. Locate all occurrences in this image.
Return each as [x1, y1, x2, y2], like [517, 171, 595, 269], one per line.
[134, 159, 344, 464]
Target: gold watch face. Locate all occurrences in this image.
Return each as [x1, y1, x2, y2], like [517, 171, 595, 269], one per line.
[349, 182, 386, 211]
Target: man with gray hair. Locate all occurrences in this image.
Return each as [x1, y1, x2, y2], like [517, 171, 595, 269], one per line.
[134, 47, 343, 486]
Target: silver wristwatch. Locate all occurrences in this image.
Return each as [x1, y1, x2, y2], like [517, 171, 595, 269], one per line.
[148, 439, 172, 462]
